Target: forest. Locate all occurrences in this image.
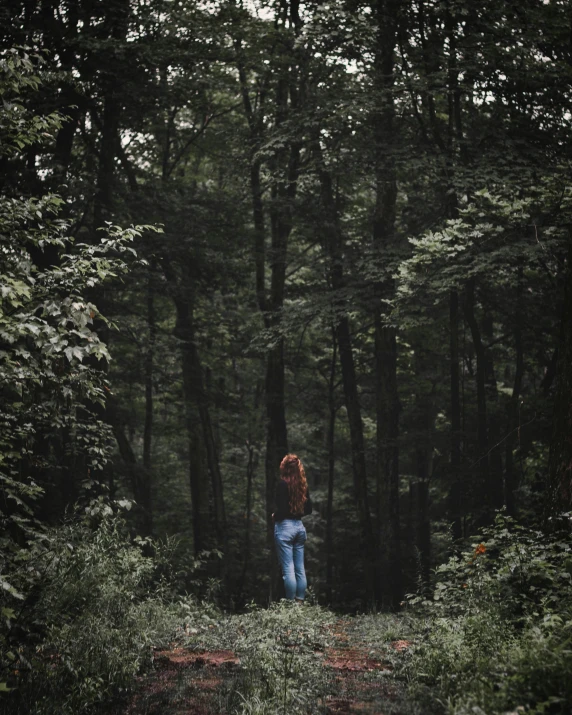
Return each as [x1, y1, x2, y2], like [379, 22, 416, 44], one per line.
[1, 0, 572, 713]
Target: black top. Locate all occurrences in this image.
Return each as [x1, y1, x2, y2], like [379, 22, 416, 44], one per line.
[274, 479, 312, 522]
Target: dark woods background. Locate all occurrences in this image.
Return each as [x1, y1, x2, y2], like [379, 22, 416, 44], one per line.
[2, 0, 572, 613]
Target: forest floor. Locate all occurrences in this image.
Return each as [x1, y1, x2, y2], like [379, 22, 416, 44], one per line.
[121, 607, 412, 714]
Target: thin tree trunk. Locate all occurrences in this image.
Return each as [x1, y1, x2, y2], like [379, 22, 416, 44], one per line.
[375, 321, 401, 607]
[250, 161, 267, 315]
[174, 296, 212, 554]
[464, 280, 488, 452]
[411, 341, 435, 588]
[53, 101, 82, 183]
[410, 479, 430, 589]
[265, 340, 289, 525]
[318, 162, 376, 605]
[166, 254, 227, 551]
[239, 443, 255, 600]
[141, 269, 155, 536]
[482, 310, 504, 511]
[107, 397, 147, 527]
[372, 0, 402, 610]
[449, 289, 463, 537]
[505, 265, 524, 516]
[326, 328, 337, 602]
[200, 389, 227, 548]
[443, 0, 471, 535]
[545, 240, 572, 522]
[93, 0, 130, 229]
[464, 279, 496, 520]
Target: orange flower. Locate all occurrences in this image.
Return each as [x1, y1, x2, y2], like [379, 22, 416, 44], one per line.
[474, 543, 486, 556]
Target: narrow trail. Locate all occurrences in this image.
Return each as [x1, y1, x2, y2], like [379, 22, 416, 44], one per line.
[124, 648, 241, 714]
[122, 614, 411, 714]
[320, 619, 409, 714]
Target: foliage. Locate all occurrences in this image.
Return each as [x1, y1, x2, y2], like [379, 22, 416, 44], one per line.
[183, 601, 336, 714]
[230, 603, 335, 713]
[0, 48, 162, 707]
[2, 0, 566, 610]
[404, 515, 572, 714]
[0, 49, 156, 543]
[2, 503, 187, 715]
[1, 0, 572, 709]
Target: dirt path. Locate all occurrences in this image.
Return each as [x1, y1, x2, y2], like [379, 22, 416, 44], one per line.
[124, 647, 241, 714]
[320, 619, 409, 714]
[122, 614, 410, 714]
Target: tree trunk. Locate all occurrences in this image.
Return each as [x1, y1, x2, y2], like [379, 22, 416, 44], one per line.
[239, 443, 256, 601]
[482, 310, 504, 511]
[411, 340, 435, 588]
[546, 241, 572, 522]
[264, 341, 289, 522]
[449, 289, 463, 538]
[326, 328, 337, 602]
[374, 321, 401, 608]
[174, 296, 212, 554]
[318, 162, 376, 605]
[372, 0, 402, 609]
[93, 0, 130, 229]
[505, 265, 524, 516]
[410, 479, 430, 589]
[141, 269, 155, 536]
[464, 278, 491, 519]
[107, 397, 149, 531]
[53, 101, 82, 184]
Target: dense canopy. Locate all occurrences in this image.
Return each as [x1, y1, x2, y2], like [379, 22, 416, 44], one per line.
[1, 1, 572, 712]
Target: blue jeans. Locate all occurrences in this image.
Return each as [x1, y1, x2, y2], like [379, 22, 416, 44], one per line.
[274, 519, 307, 600]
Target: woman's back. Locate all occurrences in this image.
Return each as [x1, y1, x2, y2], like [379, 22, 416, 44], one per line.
[274, 479, 312, 521]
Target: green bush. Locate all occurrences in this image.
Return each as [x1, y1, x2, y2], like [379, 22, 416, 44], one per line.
[3, 502, 187, 715]
[404, 515, 572, 714]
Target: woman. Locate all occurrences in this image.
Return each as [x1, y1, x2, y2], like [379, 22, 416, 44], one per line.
[273, 454, 312, 602]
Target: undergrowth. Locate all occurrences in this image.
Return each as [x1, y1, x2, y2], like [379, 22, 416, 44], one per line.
[402, 514, 572, 715]
[6, 505, 570, 715]
[1, 500, 201, 715]
[182, 601, 337, 714]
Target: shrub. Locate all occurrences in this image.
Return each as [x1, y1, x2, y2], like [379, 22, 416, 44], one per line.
[3, 502, 184, 715]
[404, 514, 572, 714]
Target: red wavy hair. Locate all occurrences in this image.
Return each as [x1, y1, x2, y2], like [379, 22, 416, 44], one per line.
[280, 454, 308, 514]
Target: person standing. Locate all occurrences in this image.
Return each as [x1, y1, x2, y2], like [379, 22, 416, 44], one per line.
[273, 454, 312, 602]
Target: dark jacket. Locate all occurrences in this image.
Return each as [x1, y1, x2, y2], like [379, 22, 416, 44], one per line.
[274, 479, 312, 521]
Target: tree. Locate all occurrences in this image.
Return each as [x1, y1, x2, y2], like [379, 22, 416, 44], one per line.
[0, 50, 157, 690]
[546, 240, 572, 521]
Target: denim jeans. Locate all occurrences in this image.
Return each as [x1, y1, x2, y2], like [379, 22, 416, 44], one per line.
[274, 519, 307, 600]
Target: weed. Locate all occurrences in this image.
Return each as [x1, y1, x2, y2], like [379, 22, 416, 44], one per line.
[403, 514, 572, 714]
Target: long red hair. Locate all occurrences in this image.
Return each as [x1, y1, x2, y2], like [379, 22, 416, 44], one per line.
[280, 454, 308, 514]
